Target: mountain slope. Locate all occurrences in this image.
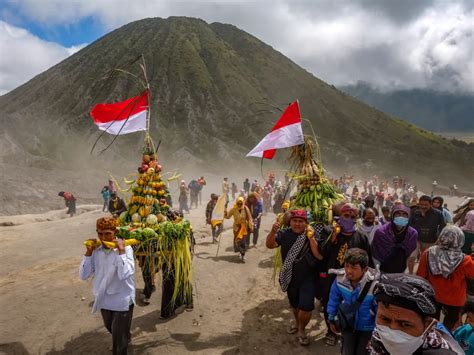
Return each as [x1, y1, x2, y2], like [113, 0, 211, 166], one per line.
[0, 17, 473, 214]
[340, 82, 474, 132]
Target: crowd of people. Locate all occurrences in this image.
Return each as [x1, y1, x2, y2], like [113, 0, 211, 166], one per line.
[77, 172, 474, 355]
[263, 180, 474, 354]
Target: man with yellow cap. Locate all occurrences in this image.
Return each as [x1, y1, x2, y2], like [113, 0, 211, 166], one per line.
[225, 196, 253, 262]
[80, 216, 135, 355]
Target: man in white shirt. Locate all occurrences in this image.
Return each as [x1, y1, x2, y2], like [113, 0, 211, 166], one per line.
[80, 217, 135, 355]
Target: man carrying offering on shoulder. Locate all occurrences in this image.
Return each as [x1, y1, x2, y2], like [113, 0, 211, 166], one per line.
[80, 217, 135, 355]
[266, 209, 323, 346]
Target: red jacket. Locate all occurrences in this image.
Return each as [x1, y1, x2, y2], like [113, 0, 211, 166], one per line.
[417, 251, 474, 306]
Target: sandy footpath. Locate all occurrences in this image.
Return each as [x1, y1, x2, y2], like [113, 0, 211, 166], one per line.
[0, 204, 336, 355]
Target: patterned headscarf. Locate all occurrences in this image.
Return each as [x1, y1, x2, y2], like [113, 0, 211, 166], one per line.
[374, 273, 437, 316]
[427, 225, 465, 278]
[96, 216, 118, 230]
[461, 210, 474, 233]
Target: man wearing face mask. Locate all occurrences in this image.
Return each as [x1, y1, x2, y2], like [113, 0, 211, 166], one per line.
[368, 273, 464, 355]
[371, 204, 418, 274]
[319, 203, 372, 346]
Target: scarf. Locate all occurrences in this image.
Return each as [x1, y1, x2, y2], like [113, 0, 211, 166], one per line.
[461, 210, 474, 233]
[428, 225, 465, 278]
[374, 273, 437, 316]
[279, 231, 307, 292]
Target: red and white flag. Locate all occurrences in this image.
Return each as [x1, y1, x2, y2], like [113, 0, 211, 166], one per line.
[90, 90, 149, 135]
[246, 101, 304, 159]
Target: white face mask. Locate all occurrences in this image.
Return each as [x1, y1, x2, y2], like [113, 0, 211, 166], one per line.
[376, 320, 434, 354]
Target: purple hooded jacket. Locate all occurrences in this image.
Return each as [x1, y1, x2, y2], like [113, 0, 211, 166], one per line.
[371, 205, 418, 264]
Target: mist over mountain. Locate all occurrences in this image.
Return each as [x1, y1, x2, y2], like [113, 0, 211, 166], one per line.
[0, 17, 472, 214]
[340, 82, 474, 133]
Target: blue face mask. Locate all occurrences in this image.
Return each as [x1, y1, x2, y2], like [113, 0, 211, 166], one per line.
[393, 216, 409, 228]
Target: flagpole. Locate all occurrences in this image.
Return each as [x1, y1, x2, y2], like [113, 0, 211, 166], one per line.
[139, 55, 151, 135]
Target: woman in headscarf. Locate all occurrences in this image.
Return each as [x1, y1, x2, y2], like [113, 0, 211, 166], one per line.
[417, 225, 474, 331]
[453, 198, 474, 226]
[461, 210, 474, 295]
[371, 204, 418, 273]
[178, 180, 189, 214]
[224, 196, 253, 262]
[432, 196, 453, 224]
[461, 210, 474, 255]
[368, 273, 463, 354]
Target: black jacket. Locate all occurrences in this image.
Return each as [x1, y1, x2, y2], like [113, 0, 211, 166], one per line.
[409, 208, 446, 244]
[319, 229, 372, 271]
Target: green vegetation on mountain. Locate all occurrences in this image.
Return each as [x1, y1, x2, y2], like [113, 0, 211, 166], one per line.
[0, 17, 472, 212]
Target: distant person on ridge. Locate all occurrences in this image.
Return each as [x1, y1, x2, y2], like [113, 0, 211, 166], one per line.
[58, 191, 76, 217]
[231, 182, 238, 200]
[101, 186, 110, 212]
[250, 179, 257, 193]
[188, 179, 200, 209]
[222, 177, 230, 203]
[243, 178, 250, 195]
[432, 180, 438, 195]
[178, 180, 189, 214]
[197, 176, 206, 205]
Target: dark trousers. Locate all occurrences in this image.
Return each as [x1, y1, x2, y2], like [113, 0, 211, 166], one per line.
[101, 304, 134, 355]
[141, 255, 158, 298]
[435, 302, 462, 331]
[341, 330, 372, 355]
[320, 273, 337, 336]
[248, 219, 261, 246]
[190, 193, 198, 209]
[234, 235, 248, 255]
[211, 223, 223, 241]
[67, 200, 76, 216]
[161, 262, 193, 318]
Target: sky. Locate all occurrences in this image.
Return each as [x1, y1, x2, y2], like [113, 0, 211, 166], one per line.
[0, 0, 472, 95]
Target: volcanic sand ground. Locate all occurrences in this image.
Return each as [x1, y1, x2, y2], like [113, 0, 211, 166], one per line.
[0, 203, 338, 355]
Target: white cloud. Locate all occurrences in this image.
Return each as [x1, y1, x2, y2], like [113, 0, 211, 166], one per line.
[0, 21, 86, 94]
[3, 0, 473, 93]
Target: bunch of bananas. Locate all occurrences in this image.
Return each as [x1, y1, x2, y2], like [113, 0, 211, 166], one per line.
[83, 238, 140, 249]
[293, 182, 345, 223]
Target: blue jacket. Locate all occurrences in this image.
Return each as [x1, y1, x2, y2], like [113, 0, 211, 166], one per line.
[327, 267, 378, 332]
[248, 201, 263, 219]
